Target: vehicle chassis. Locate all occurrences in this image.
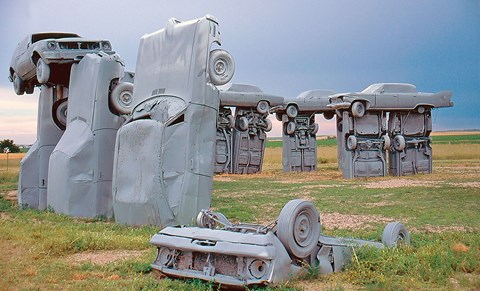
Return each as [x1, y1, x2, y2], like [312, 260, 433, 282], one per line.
[150, 199, 410, 287]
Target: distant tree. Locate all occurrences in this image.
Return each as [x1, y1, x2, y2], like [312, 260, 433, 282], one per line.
[0, 139, 20, 153]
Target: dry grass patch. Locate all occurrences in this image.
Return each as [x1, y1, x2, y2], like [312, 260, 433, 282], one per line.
[410, 225, 479, 233]
[68, 250, 149, 266]
[362, 179, 439, 189]
[321, 212, 393, 230]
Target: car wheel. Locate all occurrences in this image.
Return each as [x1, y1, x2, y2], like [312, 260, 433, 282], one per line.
[323, 111, 335, 120]
[209, 49, 235, 86]
[256, 100, 269, 114]
[393, 135, 405, 151]
[238, 116, 249, 131]
[36, 59, 50, 84]
[264, 118, 272, 132]
[286, 121, 296, 135]
[311, 123, 319, 135]
[382, 135, 391, 150]
[381, 222, 410, 248]
[286, 104, 298, 118]
[110, 82, 134, 115]
[351, 101, 365, 118]
[196, 212, 215, 229]
[12, 72, 25, 95]
[52, 98, 68, 130]
[277, 199, 321, 259]
[347, 135, 357, 150]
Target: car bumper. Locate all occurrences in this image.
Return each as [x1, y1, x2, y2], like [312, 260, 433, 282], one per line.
[150, 226, 298, 286]
[41, 50, 114, 63]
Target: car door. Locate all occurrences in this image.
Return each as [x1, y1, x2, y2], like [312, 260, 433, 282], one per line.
[16, 36, 34, 79]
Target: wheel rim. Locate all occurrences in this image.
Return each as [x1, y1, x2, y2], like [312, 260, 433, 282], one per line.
[293, 212, 314, 247]
[119, 90, 132, 107]
[214, 58, 227, 76]
[287, 105, 298, 118]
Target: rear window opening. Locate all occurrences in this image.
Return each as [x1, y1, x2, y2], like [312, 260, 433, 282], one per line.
[167, 114, 185, 126]
[31, 33, 80, 43]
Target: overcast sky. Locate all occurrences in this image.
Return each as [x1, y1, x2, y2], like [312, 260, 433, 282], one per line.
[1, 0, 479, 144]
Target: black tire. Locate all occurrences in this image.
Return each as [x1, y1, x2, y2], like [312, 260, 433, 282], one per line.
[277, 199, 321, 259]
[381, 222, 410, 248]
[12, 72, 25, 95]
[52, 98, 68, 130]
[110, 82, 134, 115]
[36, 58, 50, 84]
[209, 49, 235, 86]
[351, 101, 365, 118]
[256, 100, 269, 114]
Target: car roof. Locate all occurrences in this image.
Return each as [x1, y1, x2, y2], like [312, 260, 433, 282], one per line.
[31, 32, 81, 43]
[361, 83, 417, 94]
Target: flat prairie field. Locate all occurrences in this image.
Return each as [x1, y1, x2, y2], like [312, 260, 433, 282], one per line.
[0, 133, 479, 290]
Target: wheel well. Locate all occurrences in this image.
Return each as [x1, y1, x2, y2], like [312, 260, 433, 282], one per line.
[350, 100, 368, 109]
[31, 52, 41, 64]
[9, 67, 14, 78]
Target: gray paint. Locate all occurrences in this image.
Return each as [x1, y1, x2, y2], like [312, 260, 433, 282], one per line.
[150, 199, 408, 287]
[332, 83, 452, 179]
[215, 83, 283, 174]
[214, 107, 234, 174]
[47, 53, 126, 217]
[112, 16, 223, 226]
[388, 110, 433, 176]
[18, 86, 64, 209]
[277, 90, 335, 173]
[281, 114, 318, 172]
[338, 111, 388, 179]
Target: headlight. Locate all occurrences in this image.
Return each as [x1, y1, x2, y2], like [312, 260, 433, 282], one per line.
[155, 247, 173, 267]
[101, 42, 111, 51]
[248, 259, 268, 279]
[47, 41, 57, 50]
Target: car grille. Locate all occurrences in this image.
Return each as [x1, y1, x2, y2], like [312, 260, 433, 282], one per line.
[58, 42, 101, 50]
[175, 251, 239, 277]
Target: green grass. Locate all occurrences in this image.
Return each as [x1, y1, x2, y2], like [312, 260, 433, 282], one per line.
[266, 137, 338, 148]
[431, 134, 480, 144]
[1, 135, 479, 290]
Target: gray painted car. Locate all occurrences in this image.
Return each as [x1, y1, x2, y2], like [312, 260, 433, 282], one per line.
[150, 199, 410, 287]
[328, 83, 453, 117]
[278, 89, 336, 120]
[219, 83, 284, 114]
[9, 32, 113, 95]
[112, 15, 234, 226]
